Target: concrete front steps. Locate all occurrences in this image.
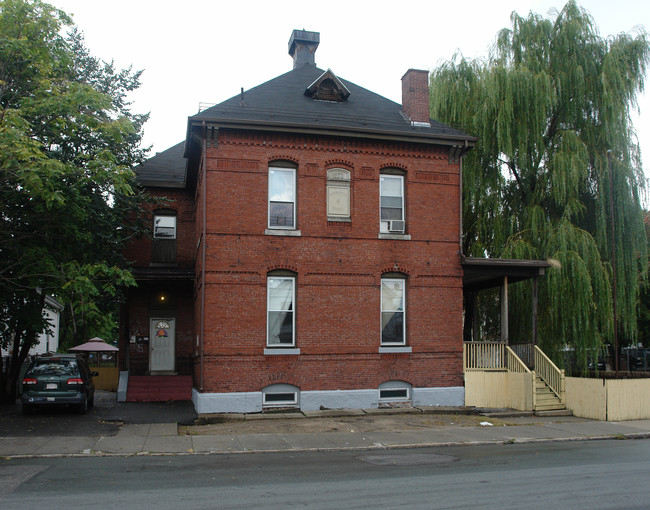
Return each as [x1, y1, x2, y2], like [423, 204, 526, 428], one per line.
[126, 375, 193, 402]
[534, 375, 568, 413]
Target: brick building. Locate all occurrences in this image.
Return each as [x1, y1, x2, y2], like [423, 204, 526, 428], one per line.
[120, 30, 476, 413]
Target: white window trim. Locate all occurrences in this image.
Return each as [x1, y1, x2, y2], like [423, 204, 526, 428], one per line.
[265, 229, 302, 237]
[267, 276, 296, 348]
[381, 278, 406, 346]
[379, 346, 412, 353]
[268, 166, 296, 230]
[379, 174, 404, 233]
[264, 348, 300, 355]
[378, 233, 411, 241]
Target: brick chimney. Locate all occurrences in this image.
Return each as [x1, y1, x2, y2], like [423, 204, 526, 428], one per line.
[288, 30, 320, 69]
[401, 69, 431, 126]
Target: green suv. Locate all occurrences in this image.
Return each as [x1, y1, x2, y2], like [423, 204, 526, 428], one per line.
[21, 354, 97, 415]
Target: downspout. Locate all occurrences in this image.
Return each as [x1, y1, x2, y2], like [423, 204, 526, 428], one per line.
[459, 146, 464, 257]
[459, 143, 471, 342]
[200, 121, 207, 391]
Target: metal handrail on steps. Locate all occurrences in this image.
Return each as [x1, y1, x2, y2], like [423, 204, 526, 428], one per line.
[534, 345, 565, 400]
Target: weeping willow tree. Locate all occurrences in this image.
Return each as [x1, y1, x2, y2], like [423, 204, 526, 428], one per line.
[430, 1, 649, 371]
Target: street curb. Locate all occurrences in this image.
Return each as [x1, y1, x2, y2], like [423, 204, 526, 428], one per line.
[3, 432, 650, 459]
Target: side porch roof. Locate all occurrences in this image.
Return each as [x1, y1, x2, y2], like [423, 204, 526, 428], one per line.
[462, 256, 551, 292]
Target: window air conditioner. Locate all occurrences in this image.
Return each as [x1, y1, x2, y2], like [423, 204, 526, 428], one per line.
[389, 220, 405, 233]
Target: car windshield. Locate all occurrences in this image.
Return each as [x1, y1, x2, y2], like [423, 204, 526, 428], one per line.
[30, 360, 79, 376]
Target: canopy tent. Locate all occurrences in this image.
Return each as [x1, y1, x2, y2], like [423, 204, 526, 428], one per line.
[68, 337, 119, 390]
[69, 337, 119, 352]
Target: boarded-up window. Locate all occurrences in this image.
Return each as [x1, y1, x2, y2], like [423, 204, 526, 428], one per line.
[327, 168, 350, 220]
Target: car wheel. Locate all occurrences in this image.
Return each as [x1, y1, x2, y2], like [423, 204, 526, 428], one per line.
[22, 403, 32, 416]
[78, 397, 88, 415]
[88, 392, 94, 408]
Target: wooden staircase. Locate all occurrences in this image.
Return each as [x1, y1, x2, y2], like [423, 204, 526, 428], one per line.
[534, 375, 567, 412]
[126, 375, 193, 402]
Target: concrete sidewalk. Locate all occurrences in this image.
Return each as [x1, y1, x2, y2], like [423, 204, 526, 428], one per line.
[2, 409, 650, 458]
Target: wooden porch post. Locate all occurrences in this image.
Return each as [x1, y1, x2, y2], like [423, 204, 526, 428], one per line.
[501, 276, 509, 345]
[532, 276, 539, 346]
[463, 291, 476, 343]
[473, 293, 480, 342]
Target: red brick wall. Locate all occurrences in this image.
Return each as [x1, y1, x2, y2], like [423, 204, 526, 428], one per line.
[196, 129, 463, 392]
[122, 188, 196, 268]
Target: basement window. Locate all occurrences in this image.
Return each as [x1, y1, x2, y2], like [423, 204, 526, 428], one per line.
[262, 383, 300, 408]
[380, 388, 409, 400]
[264, 393, 297, 405]
[378, 380, 412, 403]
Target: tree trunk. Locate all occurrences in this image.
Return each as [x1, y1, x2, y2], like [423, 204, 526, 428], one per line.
[0, 293, 46, 403]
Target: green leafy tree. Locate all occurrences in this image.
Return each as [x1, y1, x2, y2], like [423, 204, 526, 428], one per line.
[637, 212, 650, 348]
[430, 1, 649, 371]
[0, 0, 149, 401]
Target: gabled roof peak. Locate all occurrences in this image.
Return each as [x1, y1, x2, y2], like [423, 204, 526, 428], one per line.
[305, 69, 350, 102]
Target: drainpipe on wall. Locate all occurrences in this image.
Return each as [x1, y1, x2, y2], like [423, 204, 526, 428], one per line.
[459, 151, 464, 257]
[200, 121, 207, 391]
[458, 139, 471, 256]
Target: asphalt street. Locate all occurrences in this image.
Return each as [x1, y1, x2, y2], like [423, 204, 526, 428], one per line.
[2, 440, 650, 509]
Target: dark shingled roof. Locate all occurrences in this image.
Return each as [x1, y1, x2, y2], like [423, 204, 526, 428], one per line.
[141, 64, 476, 188]
[190, 64, 475, 145]
[136, 141, 186, 188]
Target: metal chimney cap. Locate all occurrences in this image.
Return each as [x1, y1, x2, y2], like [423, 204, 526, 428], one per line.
[288, 30, 320, 56]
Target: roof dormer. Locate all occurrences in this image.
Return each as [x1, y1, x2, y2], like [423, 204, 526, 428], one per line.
[305, 69, 350, 102]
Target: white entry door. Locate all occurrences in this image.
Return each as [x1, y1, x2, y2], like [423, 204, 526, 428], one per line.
[150, 318, 175, 373]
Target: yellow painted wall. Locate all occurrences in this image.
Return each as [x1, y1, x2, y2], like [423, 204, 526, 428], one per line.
[466, 371, 650, 421]
[564, 377, 607, 421]
[606, 379, 650, 421]
[565, 377, 650, 421]
[93, 367, 119, 391]
[465, 371, 533, 411]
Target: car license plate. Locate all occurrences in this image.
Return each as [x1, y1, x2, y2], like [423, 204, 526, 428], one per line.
[46, 383, 57, 389]
[47, 397, 55, 401]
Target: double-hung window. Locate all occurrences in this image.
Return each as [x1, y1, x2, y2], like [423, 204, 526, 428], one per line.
[267, 276, 295, 346]
[152, 212, 177, 264]
[380, 174, 405, 233]
[268, 167, 296, 229]
[381, 278, 405, 345]
[154, 215, 176, 239]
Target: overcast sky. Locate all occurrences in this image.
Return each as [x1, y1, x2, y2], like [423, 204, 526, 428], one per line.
[50, 0, 649, 173]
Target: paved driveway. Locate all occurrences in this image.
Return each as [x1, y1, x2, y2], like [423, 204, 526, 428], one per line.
[0, 391, 197, 437]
